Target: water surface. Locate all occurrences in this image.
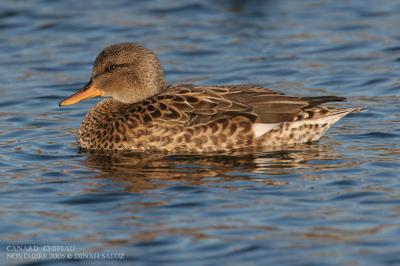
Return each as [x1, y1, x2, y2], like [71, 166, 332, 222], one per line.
[0, 0, 400, 265]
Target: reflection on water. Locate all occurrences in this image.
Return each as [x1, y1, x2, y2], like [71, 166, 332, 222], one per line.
[0, 0, 400, 265]
[84, 143, 341, 193]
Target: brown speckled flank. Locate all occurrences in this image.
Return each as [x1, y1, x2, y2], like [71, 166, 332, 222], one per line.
[60, 43, 362, 153]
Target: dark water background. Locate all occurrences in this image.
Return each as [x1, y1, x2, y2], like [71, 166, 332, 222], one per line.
[1, 0, 400, 265]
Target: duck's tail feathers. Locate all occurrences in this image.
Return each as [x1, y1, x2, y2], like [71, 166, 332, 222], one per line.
[301, 96, 347, 108]
[255, 107, 363, 146]
[290, 107, 363, 142]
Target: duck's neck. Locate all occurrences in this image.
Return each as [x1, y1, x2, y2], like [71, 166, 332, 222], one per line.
[139, 67, 166, 99]
[114, 63, 166, 105]
[134, 47, 166, 100]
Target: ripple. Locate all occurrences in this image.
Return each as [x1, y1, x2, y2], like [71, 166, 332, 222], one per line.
[0, 0, 399, 265]
[383, 46, 400, 52]
[307, 42, 368, 54]
[332, 191, 382, 201]
[360, 132, 399, 138]
[60, 192, 129, 205]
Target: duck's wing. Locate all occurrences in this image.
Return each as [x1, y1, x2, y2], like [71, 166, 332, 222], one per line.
[207, 85, 346, 123]
[135, 84, 346, 126]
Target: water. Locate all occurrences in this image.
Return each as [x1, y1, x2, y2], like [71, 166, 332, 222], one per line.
[0, 0, 399, 265]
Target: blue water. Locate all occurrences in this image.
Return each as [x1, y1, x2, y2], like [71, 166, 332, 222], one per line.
[0, 0, 400, 265]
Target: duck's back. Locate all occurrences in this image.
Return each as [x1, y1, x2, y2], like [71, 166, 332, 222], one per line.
[77, 85, 359, 152]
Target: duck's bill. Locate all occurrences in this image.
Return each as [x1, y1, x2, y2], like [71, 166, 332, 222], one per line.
[59, 81, 101, 107]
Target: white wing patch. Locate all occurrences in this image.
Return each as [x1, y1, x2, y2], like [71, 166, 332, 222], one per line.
[252, 123, 279, 138]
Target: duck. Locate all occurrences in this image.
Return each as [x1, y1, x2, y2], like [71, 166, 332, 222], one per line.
[59, 42, 361, 153]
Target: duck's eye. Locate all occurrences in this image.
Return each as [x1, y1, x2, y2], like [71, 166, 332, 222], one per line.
[106, 64, 119, 73]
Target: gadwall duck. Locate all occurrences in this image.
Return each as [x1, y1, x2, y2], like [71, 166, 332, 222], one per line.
[59, 43, 361, 153]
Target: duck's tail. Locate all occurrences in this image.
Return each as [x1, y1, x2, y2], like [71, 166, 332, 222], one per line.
[256, 107, 363, 147]
[301, 95, 347, 108]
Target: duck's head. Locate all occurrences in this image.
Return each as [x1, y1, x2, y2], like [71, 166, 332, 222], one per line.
[59, 43, 165, 106]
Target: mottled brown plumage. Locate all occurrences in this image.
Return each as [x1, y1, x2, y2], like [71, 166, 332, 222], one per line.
[59, 43, 361, 153]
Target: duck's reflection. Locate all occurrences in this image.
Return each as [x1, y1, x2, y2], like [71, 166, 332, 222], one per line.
[78, 143, 366, 251]
[82, 142, 355, 193]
